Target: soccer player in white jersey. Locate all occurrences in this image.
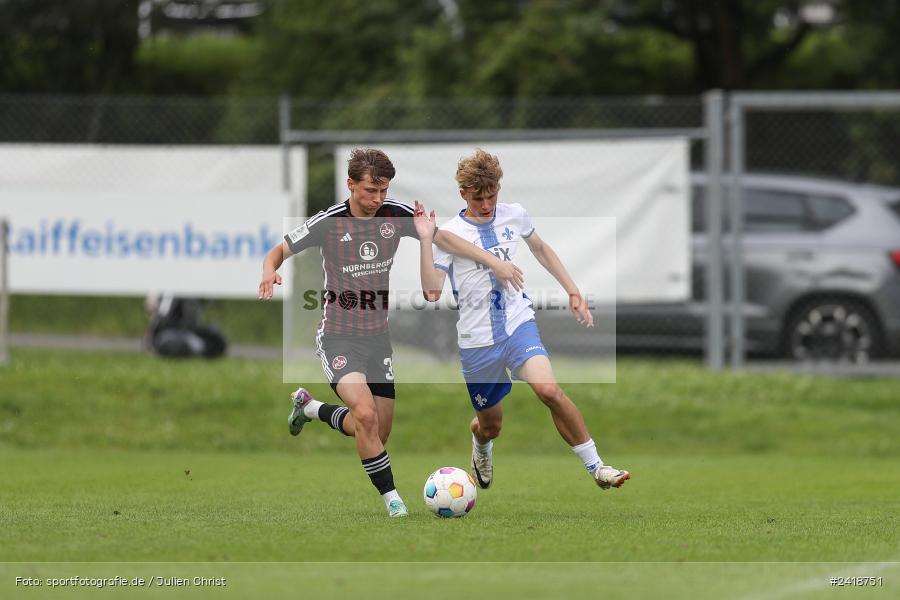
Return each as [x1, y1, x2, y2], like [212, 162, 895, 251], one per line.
[417, 148, 630, 491]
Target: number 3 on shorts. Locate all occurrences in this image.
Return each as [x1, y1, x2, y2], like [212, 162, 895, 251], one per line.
[383, 357, 395, 381]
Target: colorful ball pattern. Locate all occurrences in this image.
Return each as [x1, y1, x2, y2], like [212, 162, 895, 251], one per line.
[423, 466, 477, 518]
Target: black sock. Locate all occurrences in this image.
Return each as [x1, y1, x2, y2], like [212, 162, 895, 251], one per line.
[317, 404, 350, 436]
[361, 451, 396, 495]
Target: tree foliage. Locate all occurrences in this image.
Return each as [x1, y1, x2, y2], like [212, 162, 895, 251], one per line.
[608, 0, 834, 89]
[232, 0, 446, 97]
[4, 0, 900, 97]
[133, 34, 260, 95]
[0, 0, 139, 93]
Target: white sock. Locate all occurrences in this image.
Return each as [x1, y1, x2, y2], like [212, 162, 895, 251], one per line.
[382, 489, 401, 508]
[571, 438, 602, 473]
[302, 399, 323, 420]
[472, 433, 493, 453]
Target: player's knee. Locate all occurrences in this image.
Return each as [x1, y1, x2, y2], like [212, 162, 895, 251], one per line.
[533, 383, 564, 406]
[480, 421, 502, 439]
[352, 406, 378, 433]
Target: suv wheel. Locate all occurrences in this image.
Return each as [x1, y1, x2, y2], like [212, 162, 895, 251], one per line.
[784, 299, 883, 362]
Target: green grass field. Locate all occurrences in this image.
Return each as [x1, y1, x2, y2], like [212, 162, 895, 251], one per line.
[8, 294, 282, 345]
[2, 347, 899, 599]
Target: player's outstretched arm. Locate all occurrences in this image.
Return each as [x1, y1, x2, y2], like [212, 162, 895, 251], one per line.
[524, 231, 593, 328]
[413, 201, 448, 301]
[420, 252, 447, 302]
[432, 228, 524, 292]
[258, 241, 292, 300]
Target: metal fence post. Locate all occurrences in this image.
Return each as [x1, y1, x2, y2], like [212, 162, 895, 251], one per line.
[278, 94, 299, 362]
[728, 99, 746, 368]
[703, 90, 725, 370]
[279, 94, 291, 194]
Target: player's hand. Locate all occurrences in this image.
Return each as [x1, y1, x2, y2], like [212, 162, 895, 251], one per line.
[413, 200, 437, 241]
[490, 260, 524, 292]
[258, 271, 282, 300]
[569, 293, 594, 328]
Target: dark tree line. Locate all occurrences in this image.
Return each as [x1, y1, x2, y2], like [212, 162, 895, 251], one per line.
[3, 0, 900, 97]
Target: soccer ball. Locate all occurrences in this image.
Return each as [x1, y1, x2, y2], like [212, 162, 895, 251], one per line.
[423, 466, 477, 518]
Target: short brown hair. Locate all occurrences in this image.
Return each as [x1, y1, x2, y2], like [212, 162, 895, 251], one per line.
[347, 148, 395, 183]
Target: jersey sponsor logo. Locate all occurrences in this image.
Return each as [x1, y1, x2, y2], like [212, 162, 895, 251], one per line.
[525, 344, 543, 353]
[379, 222, 395, 239]
[341, 256, 394, 276]
[288, 224, 309, 243]
[502, 226, 514, 240]
[475, 246, 512, 270]
[332, 355, 347, 370]
[359, 241, 379, 261]
[340, 232, 353, 242]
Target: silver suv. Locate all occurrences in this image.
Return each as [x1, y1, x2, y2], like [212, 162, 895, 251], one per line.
[617, 173, 900, 361]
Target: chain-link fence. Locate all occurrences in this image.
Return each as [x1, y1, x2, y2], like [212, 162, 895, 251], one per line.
[0, 94, 280, 145]
[3, 92, 900, 370]
[277, 95, 717, 377]
[745, 108, 900, 185]
[0, 94, 704, 143]
[724, 93, 900, 369]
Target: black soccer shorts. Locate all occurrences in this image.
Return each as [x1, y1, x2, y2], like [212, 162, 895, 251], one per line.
[316, 331, 396, 399]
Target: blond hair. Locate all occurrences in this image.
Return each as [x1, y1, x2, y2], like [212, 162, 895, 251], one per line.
[455, 148, 502, 196]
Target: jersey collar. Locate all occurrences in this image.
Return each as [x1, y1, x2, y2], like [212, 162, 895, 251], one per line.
[459, 208, 497, 227]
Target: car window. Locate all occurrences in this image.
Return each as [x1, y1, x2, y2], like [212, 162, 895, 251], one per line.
[808, 195, 855, 230]
[743, 188, 808, 232]
[693, 184, 815, 233]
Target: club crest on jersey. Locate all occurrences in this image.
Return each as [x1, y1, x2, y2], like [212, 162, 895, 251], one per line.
[502, 226, 514, 240]
[379, 222, 396, 239]
[332, 355, 347, 370]
[474, 393, 488, 407]
[359, 241, 379, 261]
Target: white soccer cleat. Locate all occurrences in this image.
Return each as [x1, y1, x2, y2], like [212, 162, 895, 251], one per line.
[471, 443, 493, 489]
[388, 498, 409, 518]
[593, 465, 630, 490]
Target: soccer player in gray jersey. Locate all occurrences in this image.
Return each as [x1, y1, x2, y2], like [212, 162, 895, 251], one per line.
[258, 148, 522, 517]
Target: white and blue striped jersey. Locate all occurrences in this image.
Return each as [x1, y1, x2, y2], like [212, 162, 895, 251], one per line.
[433, 203, 536, 349]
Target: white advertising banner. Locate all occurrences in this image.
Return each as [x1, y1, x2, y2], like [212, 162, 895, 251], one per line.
[335, 139, 690, 303]
[1, 145, 304, 298]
